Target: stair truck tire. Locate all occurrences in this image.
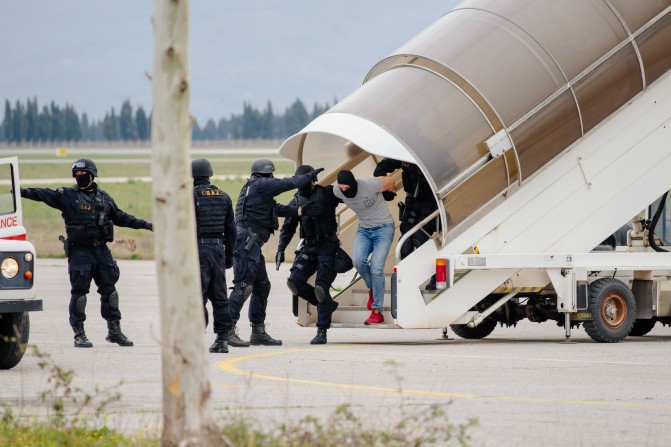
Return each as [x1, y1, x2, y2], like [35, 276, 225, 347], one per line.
[450, 317, 497, 339]
[0, 312, 30, 370]
[628, 319, 656, 336]
[583, 278, 636, 343]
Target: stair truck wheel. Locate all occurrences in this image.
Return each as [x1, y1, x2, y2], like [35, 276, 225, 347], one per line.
[450, 317, 497, 339]
[628, 319, 656, 336]
[0, 312, 30, 370]
[583, 278, 636, 343]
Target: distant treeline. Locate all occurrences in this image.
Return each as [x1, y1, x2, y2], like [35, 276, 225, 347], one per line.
[1, 97, 333, 143]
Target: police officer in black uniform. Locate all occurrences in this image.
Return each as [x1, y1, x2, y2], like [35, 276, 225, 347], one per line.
[228, 158, 323, 346]
[374, 158, 438, 289]
[20, 159, 153, 348]
[191, 159, 237, 354]
[276, 165, 342, 345]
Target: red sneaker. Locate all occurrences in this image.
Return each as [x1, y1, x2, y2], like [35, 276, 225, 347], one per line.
[367, 290, 374, 310]
[364, 309, 384, 325]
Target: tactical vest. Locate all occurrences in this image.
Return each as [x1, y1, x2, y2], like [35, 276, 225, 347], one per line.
[296, 186, 337, 245]
[66, 188, 113, 244]
[400, 163, 430, 200]
[235, 177, 279, 230]
[194, 184, 228, 238]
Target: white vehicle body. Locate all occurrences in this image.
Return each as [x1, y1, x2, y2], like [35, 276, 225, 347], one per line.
[0, 156, 40, 368]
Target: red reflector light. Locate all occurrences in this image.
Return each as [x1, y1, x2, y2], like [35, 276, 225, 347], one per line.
[435, 258, 447, 289]
[24, 271, 33, 280]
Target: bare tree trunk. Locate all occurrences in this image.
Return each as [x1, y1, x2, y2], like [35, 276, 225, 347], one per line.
[151, 1, 225, 445]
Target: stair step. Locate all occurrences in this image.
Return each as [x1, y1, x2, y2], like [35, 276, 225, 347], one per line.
[305, 322, 401, 329]
[352, 289, 438, 296]
[331, 307, 394, 325]
[335, 305, 391, 311]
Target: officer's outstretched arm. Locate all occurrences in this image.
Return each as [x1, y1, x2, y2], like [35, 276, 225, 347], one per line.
[19, 187, 65, 210]
[108, 197, 152, 230]
[374, 158, 401, 177]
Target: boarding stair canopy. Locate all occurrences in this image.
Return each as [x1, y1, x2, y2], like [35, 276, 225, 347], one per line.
[279, 0, 671, 329]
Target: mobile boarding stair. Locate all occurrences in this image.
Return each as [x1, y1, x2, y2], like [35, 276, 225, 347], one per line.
[279, 1, 671, 340]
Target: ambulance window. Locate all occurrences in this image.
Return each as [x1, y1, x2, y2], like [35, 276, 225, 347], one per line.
[0, 163, 16, 215]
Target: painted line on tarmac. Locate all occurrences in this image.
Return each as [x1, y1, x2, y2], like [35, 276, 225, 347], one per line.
[217, 346, 671, 410]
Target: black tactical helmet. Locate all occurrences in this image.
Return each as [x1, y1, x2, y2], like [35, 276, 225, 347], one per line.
[71, 159, 98, 177]
[294, 165, 315, 176]
[251, 158, 276, 175]
[192, 158, 213, 178]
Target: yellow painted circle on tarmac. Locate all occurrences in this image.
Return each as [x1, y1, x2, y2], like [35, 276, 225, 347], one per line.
[217, 346, 671, 409]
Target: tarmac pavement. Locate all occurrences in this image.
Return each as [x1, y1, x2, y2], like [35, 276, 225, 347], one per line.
[2, 258, 671, 446]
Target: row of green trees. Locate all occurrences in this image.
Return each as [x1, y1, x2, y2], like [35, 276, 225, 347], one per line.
[1, 97, 333, 143]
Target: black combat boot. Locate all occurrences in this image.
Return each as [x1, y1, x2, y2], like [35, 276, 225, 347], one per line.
[310, 328, 327, 345]
[250, 323, 282, 346]
[224, 325, 251, 347]
[209, 334, 229, 353]
[106, 320, 134, 346]
[72, 323, 93, 348]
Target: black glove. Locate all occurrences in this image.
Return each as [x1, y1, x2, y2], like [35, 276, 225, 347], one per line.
[301, 201, 324, 217]
[275, 250, 285, 270]
[225, 258, 234, 269]
[144, 222, 153, 231]
[308, 168, 325, 181]
[382, 191, 397, 202]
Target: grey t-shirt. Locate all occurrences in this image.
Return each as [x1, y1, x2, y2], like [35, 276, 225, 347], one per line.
[333, 177, 394, 228]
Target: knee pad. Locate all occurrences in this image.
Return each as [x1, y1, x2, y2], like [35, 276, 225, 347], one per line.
[242, 283, 253, 301]
[72, 294, 87, 315]
[314, 285, 327, 303]
[107, 291, 120, 309]
[286, 279, 299, 295]
[234, 282, 254, 302]
[256, 278, 271, 299]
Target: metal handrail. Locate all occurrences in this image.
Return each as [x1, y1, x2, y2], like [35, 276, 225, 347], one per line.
[394, 208, 441, 264]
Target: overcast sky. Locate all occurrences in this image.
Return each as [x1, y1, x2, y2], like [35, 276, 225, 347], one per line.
[1, 1, 460, 123]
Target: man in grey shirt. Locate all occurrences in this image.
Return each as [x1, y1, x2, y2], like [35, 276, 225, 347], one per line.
[333, 170, 395, 324]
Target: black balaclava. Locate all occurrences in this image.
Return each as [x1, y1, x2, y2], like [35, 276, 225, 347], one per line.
[75, 173, 94, 189]
[295, 165, 315, 197]
[337, 170, 358, 198]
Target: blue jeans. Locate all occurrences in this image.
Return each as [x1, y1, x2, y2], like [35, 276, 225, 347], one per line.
[352, 223, 395, 311]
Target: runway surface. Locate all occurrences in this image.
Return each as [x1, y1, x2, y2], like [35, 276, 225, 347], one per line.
[2, 258, 670, 446]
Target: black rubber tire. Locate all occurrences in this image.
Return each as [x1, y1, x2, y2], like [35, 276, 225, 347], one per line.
[0, 312, 29, 370]
[628, 319, 656, 336]
[583, 278, 636, 343]
[450, 317, 497, 339]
